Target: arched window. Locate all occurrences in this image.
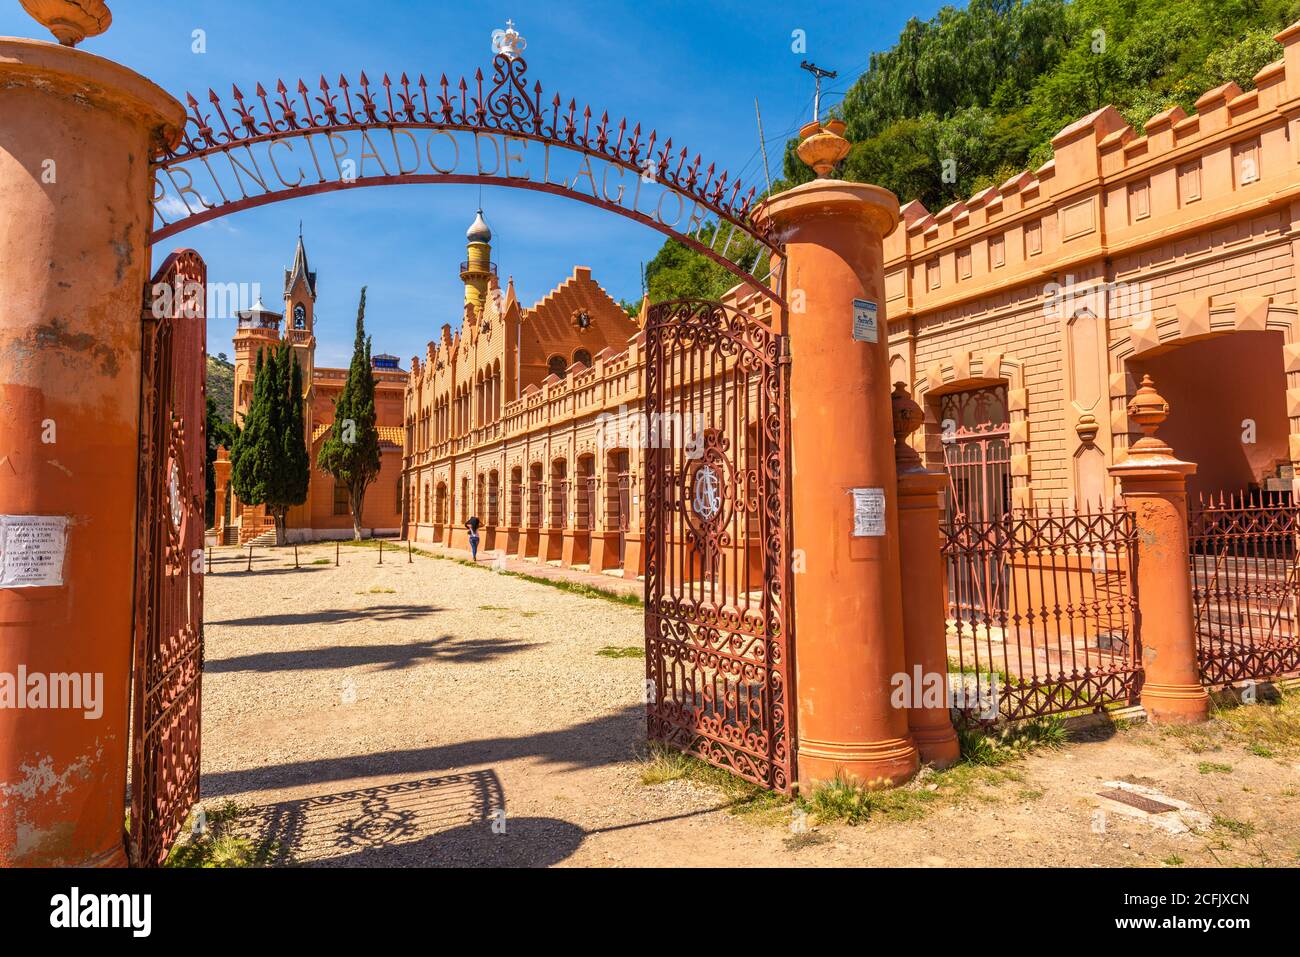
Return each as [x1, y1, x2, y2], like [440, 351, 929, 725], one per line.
[573, 349, 592, 369]
[548, 355, 567, 379]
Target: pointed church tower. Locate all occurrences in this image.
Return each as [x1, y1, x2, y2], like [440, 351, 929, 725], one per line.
[283, 226, 318, 392]
[460, 208, 494, 313]
[282, 227, 319, 446]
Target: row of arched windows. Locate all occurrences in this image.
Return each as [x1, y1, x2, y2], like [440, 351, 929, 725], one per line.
[409, 451, 633, 533]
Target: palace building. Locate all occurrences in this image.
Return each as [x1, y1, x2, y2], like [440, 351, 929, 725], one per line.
[405, 31, 1300, 577]
[403, 209, 654, 575]
[219, 233, 409, 543]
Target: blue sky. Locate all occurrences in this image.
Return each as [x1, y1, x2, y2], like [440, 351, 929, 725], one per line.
[1, 0, 942, 368]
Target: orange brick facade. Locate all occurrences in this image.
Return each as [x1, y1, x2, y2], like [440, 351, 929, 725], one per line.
[228, 235, 408, 542]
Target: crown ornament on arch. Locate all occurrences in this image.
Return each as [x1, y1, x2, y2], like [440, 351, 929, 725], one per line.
[19, 0, 112, 47]
[491, 19, 527, 59]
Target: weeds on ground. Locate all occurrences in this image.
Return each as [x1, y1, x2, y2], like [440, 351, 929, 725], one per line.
[956, 717, 1068, 766]
[164, 800, 280, 868]
[1155, 685, 1299, 759]
[1215, 686, 1300, 757]
[1211, 815, 1257, 841]
[1197, 761, 1233, 775]
[637, 744, 792, 823]
[639, 718, 1070, 832]
[597, 645, 645, 659]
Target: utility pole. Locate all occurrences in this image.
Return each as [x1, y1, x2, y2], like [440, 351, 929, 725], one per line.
[799, 60, 837, 124]
[755, 97, 773, 196]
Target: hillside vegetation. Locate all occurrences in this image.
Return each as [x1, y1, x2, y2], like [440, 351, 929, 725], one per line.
[646, 0, 1300, 301]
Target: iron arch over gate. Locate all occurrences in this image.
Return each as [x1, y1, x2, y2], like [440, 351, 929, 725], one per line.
[643, 299, 796, 793]
[150, 54, 785, 306]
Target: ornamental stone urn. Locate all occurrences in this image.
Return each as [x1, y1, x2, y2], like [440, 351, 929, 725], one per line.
[19, 0, 112, 47]
[796, 117, 851, 178]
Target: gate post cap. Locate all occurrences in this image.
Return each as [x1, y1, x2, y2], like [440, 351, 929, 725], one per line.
[0, 36, 184, 149]
[754, 178, 900, 239]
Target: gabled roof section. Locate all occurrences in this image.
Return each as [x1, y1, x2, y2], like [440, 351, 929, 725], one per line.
[522, 266, 637, 346]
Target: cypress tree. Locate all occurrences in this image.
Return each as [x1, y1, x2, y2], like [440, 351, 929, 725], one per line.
[230, 341, 310, 544]
[318, 287, 381, 540]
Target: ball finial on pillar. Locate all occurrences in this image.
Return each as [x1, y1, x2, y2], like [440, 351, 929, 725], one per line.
[19, 0, 112, 46]
[1127, 374, 1173, 454]
[795, 118, 851, 178]
[891, 382, 925, 471]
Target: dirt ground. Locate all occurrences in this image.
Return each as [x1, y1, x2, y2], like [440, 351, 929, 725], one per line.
[192, 542, 1300, 867]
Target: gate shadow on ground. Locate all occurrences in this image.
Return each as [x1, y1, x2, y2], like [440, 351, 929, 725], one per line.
[209, 565, 330, 578]
[205, 634, 541, 672]
[230, 765, 726, 867]
[210, 604, 443, 627]
[204, 705, 646, 798]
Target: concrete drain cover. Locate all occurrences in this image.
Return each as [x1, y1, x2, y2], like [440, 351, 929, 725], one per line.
[1097, 788, 1179, 814]
[1092, 780, 1212, 835]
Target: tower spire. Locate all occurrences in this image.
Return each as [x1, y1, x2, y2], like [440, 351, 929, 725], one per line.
[461, 208, 494, 312]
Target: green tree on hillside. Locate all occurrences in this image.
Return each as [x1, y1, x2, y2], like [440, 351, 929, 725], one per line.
[648, 0, 1299, 301]
[229, 342, 309, 545]
[317, 287, 382, 540]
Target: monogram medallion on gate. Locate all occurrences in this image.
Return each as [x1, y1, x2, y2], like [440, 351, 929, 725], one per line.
[681, 430, 735, 581]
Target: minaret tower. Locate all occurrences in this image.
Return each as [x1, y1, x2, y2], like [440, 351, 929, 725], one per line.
[460, 208, 494, 312]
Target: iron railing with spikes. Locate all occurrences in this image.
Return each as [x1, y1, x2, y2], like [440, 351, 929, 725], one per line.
[1188, 489, 1300, 686]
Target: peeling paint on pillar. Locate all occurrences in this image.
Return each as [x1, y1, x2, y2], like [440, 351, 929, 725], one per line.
[0, 37, 183, 866]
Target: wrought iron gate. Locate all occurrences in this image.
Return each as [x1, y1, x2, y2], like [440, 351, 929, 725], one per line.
[1188, 492, 1300, 685]
[643, 299, 796, 793]
[129, 250, 207, 866]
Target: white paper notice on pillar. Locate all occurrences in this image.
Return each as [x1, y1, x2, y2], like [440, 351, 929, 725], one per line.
[0, 515, 70, 588]
[852, 299, 879, 343]
[850, 488, 887, 538]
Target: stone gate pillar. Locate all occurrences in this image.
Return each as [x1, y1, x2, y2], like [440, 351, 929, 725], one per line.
[756, 124, 919, 788]
[1109, 375, 1209, 724]
[892, 384, 961, 768]
[0, 33, 184, 865]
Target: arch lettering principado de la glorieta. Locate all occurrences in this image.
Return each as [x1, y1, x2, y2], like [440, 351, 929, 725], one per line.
[150, 53, 786, 305]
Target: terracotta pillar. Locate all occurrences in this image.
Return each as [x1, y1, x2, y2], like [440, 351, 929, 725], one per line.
[892, 385, 961, 767]
[757, 150, 919, 787]
[1109, 375, 1209, 724]
[213, 447, 231, 532]
[0, 37, 184, 865]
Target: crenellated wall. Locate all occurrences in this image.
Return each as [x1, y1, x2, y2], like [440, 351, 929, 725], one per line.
[887, 22, 1300, 508]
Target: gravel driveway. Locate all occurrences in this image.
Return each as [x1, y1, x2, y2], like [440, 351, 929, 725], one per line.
[198, 543, 1300, 868]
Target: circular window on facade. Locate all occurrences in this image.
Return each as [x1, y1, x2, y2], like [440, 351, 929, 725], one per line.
[168, 458, 184, 530]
